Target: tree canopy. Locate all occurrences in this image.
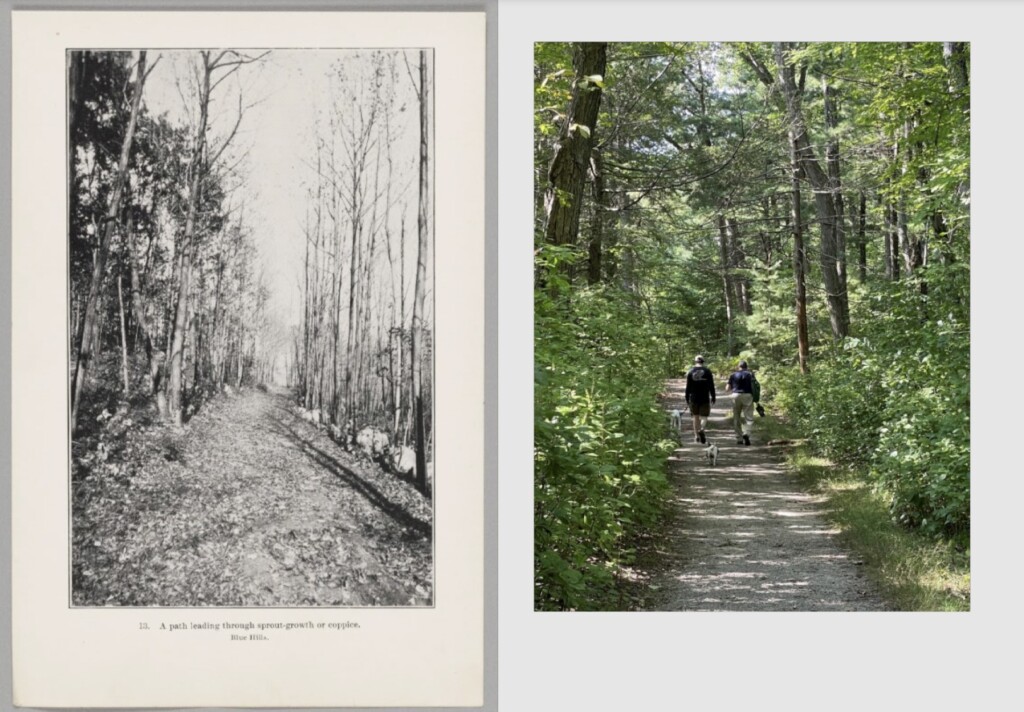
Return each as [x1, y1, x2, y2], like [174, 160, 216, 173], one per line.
[534, 41, 970, 610]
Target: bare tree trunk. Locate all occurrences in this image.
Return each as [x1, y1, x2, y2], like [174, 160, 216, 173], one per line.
[167, 53, 212, 426]
[302, 209, 312, 408]
[117, 274, 130, 394]
[412, 49, 432, 496]
[166, 50, 264, 421]
[68, 52, 86, 219]
[857, 192, 867, 282]
[716, 215, 735, 357]
[399, 218, 408, 442]
[587, 147, 605, 285]
[882, 185, 899, 281]
[343, 139, 363, 434]
[897, 121, 915, 277]
[70, 51, 148, 433]
[944, 42, 969, 93]
[127, 227, 167, 415]
[788, 128, 810, 375]
[726, 217, 751, 315]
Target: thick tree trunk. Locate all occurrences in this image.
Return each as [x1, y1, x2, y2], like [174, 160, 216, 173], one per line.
[773, 43, 849, 340]
[543, 43, 607, 254]
[822, 77, 849, 322]
[70, 51, 148, 433]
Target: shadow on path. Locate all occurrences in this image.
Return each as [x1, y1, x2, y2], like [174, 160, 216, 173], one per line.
[630, 377, 888, 611]
[269, 417, 431, 539]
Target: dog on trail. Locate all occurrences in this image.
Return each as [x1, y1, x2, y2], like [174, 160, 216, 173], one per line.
[669, 408, 683, 433]
[704, 442, 719, 466]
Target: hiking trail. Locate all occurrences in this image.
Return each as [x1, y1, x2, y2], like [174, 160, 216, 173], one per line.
[632, 377, 888, 611]
[72, 386, 432, 607]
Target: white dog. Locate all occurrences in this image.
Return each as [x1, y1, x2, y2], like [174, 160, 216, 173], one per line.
[669, 408, 683, 433]
[704, 442, 719, 466]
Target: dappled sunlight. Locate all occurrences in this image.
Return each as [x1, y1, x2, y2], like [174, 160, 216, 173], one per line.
[531, 40, 966, 613]
[638, 381, 889, 611]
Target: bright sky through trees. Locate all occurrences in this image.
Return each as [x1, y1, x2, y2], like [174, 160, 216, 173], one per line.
[142, 49, 422, 340]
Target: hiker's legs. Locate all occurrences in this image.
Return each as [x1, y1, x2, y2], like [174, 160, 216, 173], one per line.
[739, 395, 754, 436]
[733, 394, 753, 438]
[690, 401, 709, 442]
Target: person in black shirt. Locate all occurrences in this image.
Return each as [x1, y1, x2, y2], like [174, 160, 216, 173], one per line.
[684, 355, 715, 444]
[727, 359, 755, 446]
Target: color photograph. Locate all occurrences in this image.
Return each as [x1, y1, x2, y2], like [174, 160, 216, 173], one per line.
[533, 41, 970, 612]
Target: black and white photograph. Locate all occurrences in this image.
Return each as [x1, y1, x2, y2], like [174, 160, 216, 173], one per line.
[68, 47, 435, 607]
[13, 9, 484, 707]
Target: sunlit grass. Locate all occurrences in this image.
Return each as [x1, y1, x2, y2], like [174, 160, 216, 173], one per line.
[760, 416, 970, 611]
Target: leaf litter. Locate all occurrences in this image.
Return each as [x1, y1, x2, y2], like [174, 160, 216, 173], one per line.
[72, 387, 433, 607]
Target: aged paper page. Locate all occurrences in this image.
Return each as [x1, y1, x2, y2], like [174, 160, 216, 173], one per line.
[12, 10, 484, 707]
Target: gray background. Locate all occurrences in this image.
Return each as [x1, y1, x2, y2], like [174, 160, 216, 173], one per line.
[0, 1, 498, 710]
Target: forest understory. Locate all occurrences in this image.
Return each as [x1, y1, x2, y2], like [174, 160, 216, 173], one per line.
[72, 380, 433, 607]
[534, 41, 970, 611]
[67, 48, 437, 607]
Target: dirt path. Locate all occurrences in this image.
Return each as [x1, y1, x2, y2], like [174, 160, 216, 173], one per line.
[635, 378, 888, 611]
[72, 387, 432, 607]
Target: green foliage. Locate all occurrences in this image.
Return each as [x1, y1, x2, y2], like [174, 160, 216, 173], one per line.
[534, 40, 971, 610]
[770, 440, 970, 611]
[866, 266, 970, 540]
[534, 282, 674, 610]
[770, 264, 970, 542]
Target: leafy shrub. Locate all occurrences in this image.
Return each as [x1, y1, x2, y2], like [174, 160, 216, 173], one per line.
[768, 264, 970, 542]
[535, 279, 674, 610]
[770, 338, 888, 462]
[867, 268, 970, 540]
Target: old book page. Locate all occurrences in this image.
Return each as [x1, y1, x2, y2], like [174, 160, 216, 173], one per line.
[11, 10, 484, 708]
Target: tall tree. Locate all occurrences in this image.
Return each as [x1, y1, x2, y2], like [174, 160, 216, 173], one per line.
[771, 42, 850, 340]
[412, 49, 432, 495]
[787, 121, 811, 374]
[166, 50, 264, 426]
[70, 51, 150, 433]
[543, 42, 608, 252]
